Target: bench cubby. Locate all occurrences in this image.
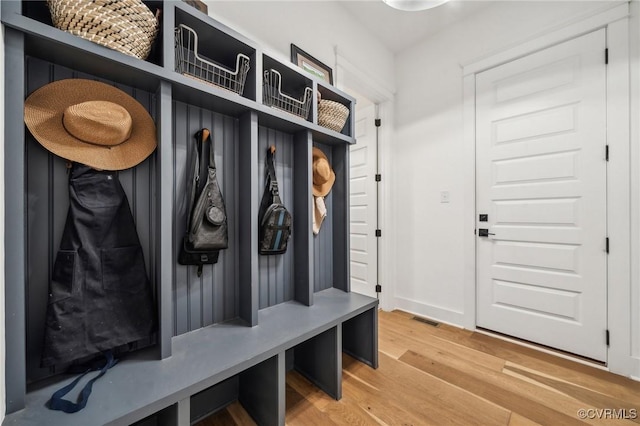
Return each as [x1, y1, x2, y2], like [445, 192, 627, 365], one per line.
[1, 1, 377, 425]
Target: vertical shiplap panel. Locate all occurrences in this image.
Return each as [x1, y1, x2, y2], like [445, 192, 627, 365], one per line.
[24, 60, 158, 383]
[210, 112, 223, 325]
[331, 144, 349, 292]
[47, 64, 75, 371]
[312, 142, 334, 292]
[173, 101, 239, 335]
[280, 132, 293, 305]
[25, 59, 77, 383]
[132, 88, 157, 286]
[114, 81, 136, 245]
[325, 186, 334, 288]
[50, 64, 74, 256]
[257, 126, 295, 309]
[187, 105, 203, 331]
[112, 84, 158, 345]
[111, 83, 157, 283]
[25, 57, 55, 383]
[221, 115, 237, 323]
[326, 144, 335, 290]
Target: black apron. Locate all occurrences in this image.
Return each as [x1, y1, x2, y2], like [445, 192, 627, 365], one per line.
[41, 163, 156, 368]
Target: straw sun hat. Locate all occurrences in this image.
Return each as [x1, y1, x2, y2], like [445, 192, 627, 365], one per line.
[24, 79, 157, 171]
[312, 147, 335, 197]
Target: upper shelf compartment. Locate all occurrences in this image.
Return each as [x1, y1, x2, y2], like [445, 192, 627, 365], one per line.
[317, 82, 354, 138]
[23, 1, 164, 67]
[4, 1, 166, 93]
[174, 6, 258, 102]
[262, 54, 314, 124]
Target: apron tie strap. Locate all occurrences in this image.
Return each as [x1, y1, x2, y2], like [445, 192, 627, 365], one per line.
[48, 351, 118, 413]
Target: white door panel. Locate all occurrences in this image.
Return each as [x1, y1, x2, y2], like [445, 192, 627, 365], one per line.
[476, 29, 607, 361]
[491, 265, 583, 291]
[349, 103, 377, 298]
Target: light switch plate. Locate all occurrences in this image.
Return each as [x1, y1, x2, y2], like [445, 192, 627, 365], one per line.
[440, 191, 450, 203]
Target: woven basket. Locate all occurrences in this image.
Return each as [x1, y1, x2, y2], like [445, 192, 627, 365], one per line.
[318, 99, 350, 133]
[47, 0, 159, 60]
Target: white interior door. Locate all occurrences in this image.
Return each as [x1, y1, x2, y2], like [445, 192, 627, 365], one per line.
[350, 103, 378, 298]
[476, 29, 608, 361]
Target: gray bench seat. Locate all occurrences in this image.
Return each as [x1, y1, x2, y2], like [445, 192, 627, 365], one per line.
[3, 288, 378, 426]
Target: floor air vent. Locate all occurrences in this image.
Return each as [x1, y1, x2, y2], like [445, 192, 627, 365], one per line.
[412, 316, 440, 327]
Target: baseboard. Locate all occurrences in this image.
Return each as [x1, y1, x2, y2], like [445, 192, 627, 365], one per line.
[393, 297, 466, 328]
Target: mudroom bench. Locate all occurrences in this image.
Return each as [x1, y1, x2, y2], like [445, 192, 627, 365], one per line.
[3, 289, 378, 426]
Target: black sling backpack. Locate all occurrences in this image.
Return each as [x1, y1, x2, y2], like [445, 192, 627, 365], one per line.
[258, 146, 292, 255]
[179, 128, 228, 275]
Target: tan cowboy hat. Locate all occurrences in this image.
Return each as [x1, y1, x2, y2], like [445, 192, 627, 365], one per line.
[312, 147, 335, 197]
[24, 79, 157, 171]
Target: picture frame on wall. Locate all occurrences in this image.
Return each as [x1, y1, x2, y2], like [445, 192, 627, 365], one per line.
[182, 0, 208, 14]
[291, 44, 334, 85]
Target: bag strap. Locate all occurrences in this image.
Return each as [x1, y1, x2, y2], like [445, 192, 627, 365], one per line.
[48, 351, 118, 413]
[265, 145, 282, 205]
[185, 129, 216, 232]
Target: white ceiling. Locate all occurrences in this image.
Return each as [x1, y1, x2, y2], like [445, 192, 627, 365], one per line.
[339, 0, 495, 53]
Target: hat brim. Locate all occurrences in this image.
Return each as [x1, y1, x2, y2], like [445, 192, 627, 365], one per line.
[312, 147, 336, 197]
[313, 174, 335, 197]
[24, 79, 157, 171]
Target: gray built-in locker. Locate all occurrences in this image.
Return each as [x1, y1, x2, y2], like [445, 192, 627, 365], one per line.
[2, 1, 378, 425]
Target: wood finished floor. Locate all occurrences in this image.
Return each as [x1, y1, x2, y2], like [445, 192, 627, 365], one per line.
[197, 310, 640, 425]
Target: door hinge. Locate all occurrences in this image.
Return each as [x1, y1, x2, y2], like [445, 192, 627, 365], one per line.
[606, 329, 610, 346]
[606, 145, 609, 161]
[606, 237, 610, 254]
[375, 229, 382, 237]
[375, 174, 382, 182]
[375, 119, 381, 127]
[605, 48, 609, 64]
[375, 284, 382, 293]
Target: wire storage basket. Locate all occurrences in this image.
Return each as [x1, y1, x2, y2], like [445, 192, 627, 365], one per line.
[47, 0, 159, 60]
[263, 69, 313, 120]
[175, 24, 251, 95]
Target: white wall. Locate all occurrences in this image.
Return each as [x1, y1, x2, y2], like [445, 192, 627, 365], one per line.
[206, 1, 395, 91]
[392, 1, 629, 323]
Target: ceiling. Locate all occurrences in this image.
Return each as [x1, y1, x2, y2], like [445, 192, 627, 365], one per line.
[339, 0, 495, 53]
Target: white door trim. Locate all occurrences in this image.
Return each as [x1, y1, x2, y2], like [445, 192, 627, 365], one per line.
[335, 51, 395, 311]
[462, 3, 633, 376]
